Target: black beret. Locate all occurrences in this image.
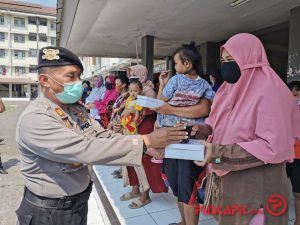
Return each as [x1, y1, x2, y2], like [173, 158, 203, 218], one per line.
[37, 47, 84, 73]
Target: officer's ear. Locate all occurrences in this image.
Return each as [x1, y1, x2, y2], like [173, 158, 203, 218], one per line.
[38, 74, 51, 88]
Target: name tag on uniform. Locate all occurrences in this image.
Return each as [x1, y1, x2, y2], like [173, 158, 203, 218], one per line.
[80, 121, 91, 130]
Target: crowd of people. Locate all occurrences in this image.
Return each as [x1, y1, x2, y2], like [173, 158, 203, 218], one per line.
[74, 33, 300, 225]
[0, 32, 297, 225]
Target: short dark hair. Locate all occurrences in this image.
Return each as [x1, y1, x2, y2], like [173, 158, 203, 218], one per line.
[116, 75, 130, 88]
[129, 80, 143, 90]
[82, 80, 91, 86]
[38, 67, 50, 75]
[288, 81, 300, 91]
[173, 41, 204, 76]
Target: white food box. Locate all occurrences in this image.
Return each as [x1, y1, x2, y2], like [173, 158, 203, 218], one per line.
[136, 95, 165, 108]
[165, 139, 205, 161]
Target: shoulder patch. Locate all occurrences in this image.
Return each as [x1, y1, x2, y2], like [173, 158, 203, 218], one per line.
[55, 107, 66, 117]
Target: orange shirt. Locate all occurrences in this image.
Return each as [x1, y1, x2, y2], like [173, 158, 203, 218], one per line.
[295, 139, 300, 159]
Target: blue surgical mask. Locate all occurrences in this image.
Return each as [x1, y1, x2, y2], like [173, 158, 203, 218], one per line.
[47, 75, 84, 104]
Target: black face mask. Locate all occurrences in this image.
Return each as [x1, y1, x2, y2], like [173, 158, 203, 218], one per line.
[221, 61, 241, 84]
[105, 82, 113, 90]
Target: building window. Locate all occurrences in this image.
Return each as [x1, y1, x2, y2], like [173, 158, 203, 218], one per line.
[14, 50, 25, 59]
[28, 17, 37, 25]
[29, 49, 37, 58]
[29, 33, 37, 41]
[50, 21, 56, 31]
[14, 34, 25, 43]
[0, 66, 6, 75]
[15, 67, 26, 76]
[50, 37, 56, 46]
[0, 49, 5, 58]
[39, 33, 47, 42]
[14, 17, 25, 27]
[39, 18, 47, 26]
[29, 65, 37, 73]
[0, 15, 4, 25]
[0, 32, 4, 41]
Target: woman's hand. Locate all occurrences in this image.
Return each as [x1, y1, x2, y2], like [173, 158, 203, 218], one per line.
[194, 141, 212, 167]
[159, 70, 170, 87]
[85, 103, 96, 110]
[191, 124, 213, 140]
[112, 121, 123, 133]
[152, 103, 172, 115]
[122, 107, 135, 117]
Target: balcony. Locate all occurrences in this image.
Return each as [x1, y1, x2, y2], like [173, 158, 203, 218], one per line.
[0, 57, 9, 65]
[28, 24, 37, 33]
[38, 26, 47, 35]
[0, 40, 9, 49]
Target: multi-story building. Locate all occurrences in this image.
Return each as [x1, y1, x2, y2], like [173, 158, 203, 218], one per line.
[0, 0, 56, 98]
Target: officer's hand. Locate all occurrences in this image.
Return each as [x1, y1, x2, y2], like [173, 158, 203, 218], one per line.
[145, 148, 164, 159]
[142, 125, 187, 149]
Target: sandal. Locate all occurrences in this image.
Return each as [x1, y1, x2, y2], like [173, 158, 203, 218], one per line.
[128, 198, 152, 209]
[111, 169, 121, 176]
[120, 192, 141, 201]
[113, 173, 122, 179]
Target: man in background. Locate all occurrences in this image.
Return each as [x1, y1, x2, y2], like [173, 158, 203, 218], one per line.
[0, 97, 7, 174]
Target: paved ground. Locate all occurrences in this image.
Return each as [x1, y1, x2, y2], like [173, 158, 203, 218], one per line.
[0, 101, 29, 225]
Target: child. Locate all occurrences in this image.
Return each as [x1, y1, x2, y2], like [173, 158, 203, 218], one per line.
[157, 42, 215, 225]
[286, 81, 300, 225]
[121, 80, 143, 134]
[120, 81, 152, 208]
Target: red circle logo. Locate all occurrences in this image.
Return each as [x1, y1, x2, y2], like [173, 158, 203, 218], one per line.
[266, 195, 287, 216]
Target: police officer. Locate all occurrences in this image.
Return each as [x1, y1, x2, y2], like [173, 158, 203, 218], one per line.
[15, 47, 187, 225]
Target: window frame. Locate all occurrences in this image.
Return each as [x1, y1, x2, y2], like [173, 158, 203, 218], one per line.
[0, 49, 5, 58]
[39, 33, 47, 42]
[14, 34, 25, 43]
[0, 15, 4, 25]
[39, 18, 47, 26]
[28, 33, 37, 41]
[29, 49, 37, 58]
[14, 50, 25, 60]
[14, 17, 25, 27]
[0, 32, 5, 41]
[29, 65, 37, 73]
[15, 66, 26, 75]
[28, 17, 37, 25]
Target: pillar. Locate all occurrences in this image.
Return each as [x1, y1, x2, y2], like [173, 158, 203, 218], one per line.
[141, 35, 154, 81]
[9, 83, 12, 98]
[287, 6, 300, 82]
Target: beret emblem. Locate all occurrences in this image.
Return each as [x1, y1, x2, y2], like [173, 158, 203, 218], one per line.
[42, 49, 60, 60]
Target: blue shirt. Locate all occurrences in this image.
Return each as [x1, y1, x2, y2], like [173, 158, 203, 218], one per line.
[85, 86, 106, 119]
[157, 74, 215, 127]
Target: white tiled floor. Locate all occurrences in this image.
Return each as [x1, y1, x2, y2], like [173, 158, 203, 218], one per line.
[91, 165, 297, 225]
[93, 165, 217, 225]
[87, 186, 107, 225]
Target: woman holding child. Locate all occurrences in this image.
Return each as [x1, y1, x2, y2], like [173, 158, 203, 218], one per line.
[156, 42, 215, 225]
[115, 65, 169, 209]
[192, 33, 300, 225]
